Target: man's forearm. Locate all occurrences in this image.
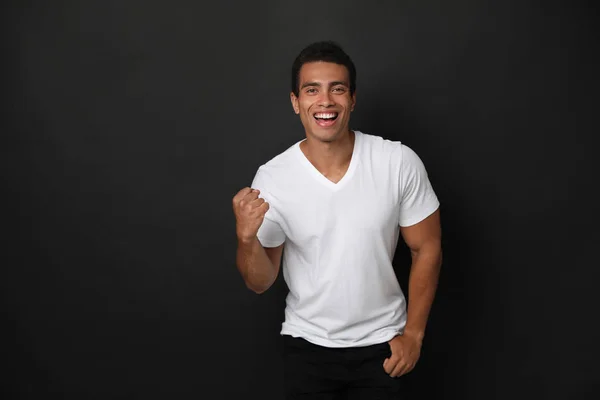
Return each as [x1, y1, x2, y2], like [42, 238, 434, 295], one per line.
[236, 236, 277, 294]
[403, 244, 443, 341]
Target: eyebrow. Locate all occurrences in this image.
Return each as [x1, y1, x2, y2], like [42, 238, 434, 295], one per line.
[300, 81, 349, 89]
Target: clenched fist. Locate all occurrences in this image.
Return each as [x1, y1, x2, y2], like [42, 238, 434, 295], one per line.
[232, 187, 270, 242]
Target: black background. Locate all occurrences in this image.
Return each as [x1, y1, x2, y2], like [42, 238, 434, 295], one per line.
[2, 0, 599, 399]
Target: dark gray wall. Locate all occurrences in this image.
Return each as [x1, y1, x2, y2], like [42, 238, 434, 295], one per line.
[3, 0, 598, 399]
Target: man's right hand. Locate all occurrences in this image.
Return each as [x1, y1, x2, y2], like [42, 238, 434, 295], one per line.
[232, 187, 270, 242]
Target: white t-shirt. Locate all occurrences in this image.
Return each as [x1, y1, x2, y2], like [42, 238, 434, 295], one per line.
[250, 131, 439, 348]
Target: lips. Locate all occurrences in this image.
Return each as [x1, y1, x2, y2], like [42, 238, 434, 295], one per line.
[313, 112, 339, 127]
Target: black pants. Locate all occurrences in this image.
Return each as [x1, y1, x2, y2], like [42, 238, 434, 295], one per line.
[283, 335, 403, 399]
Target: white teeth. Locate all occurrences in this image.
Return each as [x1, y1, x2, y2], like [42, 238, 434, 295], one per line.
[314, 112, 337, 119]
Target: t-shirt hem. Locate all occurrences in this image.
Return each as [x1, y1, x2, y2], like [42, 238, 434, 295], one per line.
[257, 237, 285, 248]
[280, 326, 403, 348]
[399, 201, 440, 227]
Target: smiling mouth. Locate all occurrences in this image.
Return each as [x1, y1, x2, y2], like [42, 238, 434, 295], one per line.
[313, 112, 339, 127]
[314, 112, 338, 121]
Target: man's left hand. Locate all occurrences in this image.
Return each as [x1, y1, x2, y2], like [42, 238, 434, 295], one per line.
[382, 331, 423, 377]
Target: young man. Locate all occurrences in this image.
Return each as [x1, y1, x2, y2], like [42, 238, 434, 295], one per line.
[232, 41, 442, 399]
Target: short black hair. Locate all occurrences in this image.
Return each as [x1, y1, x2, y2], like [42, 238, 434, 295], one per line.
[291, 41, 356, 97]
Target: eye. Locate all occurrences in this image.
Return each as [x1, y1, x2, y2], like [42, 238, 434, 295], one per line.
[305, 88, 317, 94]
[332, 86, 346, 93]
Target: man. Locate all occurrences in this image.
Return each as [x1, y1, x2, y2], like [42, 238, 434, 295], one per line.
[232, 41, 442, 399]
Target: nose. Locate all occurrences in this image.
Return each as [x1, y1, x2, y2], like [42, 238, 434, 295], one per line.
[317, 91, 335, 107]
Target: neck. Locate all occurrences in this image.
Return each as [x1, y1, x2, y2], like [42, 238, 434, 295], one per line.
[300, 130, 355, 172]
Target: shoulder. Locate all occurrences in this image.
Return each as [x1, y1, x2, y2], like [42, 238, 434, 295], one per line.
[358, 130, 401, 149]
[253, 140, 300, 185]
[357, 131, 429, 175]
[398, 144, 427, 171]
[356, 131, 405, 164]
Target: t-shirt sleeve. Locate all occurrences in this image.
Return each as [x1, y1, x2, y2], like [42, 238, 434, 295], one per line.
[250, 167, 286, 247]
[398, 144, 440, 227]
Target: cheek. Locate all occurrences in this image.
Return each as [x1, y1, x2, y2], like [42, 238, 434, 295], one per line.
[300, 102, 313, 116]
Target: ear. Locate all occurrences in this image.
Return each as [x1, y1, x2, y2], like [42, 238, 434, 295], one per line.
[351, 91, 356, 112]
[290, 92, 300, 114]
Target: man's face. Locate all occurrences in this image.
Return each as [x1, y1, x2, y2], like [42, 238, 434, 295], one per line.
[291, 61, 356, 143]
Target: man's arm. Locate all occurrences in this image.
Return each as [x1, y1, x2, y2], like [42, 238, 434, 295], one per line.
[384, 208, 442, 377]
[236, 239, 284, 294]
[400, 209, 442, 341]
[400, 208, 442, 341]
[233, 187, 285, 294]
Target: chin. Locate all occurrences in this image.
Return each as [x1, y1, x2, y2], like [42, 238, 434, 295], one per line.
[322, 128, 346, 141]
[310, 130, 338, 143]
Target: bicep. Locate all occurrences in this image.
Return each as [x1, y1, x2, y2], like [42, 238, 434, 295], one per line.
[400, 208, 441, 255]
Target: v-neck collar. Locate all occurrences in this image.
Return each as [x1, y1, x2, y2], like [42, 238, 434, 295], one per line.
[294, 131, 362, 191]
